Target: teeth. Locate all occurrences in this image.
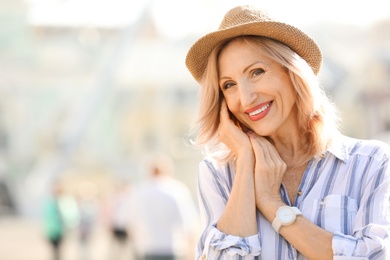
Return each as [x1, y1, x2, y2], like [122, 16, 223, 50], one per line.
[249, 103, 270, 116]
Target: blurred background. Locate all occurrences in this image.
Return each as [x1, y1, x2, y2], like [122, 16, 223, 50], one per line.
[0, 0, 389, 259]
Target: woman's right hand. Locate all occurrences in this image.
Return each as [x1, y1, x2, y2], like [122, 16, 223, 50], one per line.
[215, 100, 258, 237]
[218, 100, 252, 157]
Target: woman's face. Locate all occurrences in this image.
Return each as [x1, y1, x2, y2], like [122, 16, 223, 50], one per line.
[218, 38, 298, 137]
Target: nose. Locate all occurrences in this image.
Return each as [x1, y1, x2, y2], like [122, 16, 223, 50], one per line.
[238, 81, 257, 107]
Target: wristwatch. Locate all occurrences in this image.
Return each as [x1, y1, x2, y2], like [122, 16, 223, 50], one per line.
[272, 206, 302, 233]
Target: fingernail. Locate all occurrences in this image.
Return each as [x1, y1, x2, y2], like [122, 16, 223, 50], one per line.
[246, 131, 253, 136]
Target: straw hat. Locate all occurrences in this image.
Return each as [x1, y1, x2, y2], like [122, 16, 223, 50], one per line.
[185, 5, 322, 82]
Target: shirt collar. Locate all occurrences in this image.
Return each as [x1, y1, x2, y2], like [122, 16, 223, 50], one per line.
[323, 132, 349, 163]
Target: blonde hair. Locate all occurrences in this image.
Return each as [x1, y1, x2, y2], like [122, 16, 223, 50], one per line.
[190, 36, 340, 162]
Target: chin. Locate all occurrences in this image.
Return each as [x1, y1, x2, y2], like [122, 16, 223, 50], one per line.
[252, 127, 274, 138]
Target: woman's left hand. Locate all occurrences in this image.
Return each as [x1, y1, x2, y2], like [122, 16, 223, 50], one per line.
[248, 133, 286, 215]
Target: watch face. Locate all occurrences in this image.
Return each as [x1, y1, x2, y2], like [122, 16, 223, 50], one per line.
[277, 207, 295, 223]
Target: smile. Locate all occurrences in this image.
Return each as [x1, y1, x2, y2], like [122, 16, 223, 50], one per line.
[246, 101, 273, 121]
[248, 103, 271, 116]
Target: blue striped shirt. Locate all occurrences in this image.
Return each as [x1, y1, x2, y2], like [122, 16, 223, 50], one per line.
[196, 134, 390, 259]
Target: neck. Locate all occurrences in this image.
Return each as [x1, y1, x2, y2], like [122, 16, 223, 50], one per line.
[268, 133, 310, 168]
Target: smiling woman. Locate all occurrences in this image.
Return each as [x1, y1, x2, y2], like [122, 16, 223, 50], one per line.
[185, 5, 390, 260]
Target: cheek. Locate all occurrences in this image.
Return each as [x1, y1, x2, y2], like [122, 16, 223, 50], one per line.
[285, 90, 297, 109]
[279, 82, 297, 107]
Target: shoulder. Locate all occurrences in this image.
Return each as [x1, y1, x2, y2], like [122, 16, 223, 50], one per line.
[197, 157, 235, 199]
[342, 135, 390, 161]
[198, 156, 235, 185]
[199, 156, 233, 175]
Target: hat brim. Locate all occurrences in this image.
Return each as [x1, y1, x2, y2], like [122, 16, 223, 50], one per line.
[185, 21, 322, 82]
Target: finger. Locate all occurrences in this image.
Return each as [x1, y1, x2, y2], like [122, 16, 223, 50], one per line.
[220, 100, 245, 135]
[219, 99, 228, 120]
[257, 137, 286, 173]
[219, 100, 234, 126]
[259, 138, 278, 161]
[250, 135, 273, 165]
[250, 136, 276, 162]
[248, 133, 267, 166]
[263, 138, 285, 166]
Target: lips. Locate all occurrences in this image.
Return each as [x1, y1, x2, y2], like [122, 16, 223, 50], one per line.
[245, 101, 273, 121]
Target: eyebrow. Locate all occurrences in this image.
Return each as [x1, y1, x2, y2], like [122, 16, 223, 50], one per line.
[219, 61, 267, 81]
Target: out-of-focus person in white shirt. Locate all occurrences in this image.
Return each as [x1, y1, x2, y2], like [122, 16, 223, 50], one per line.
[128, 153, 199, 260]
[104, 180, 134, 260]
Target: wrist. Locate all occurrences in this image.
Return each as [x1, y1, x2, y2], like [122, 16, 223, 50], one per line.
[256, 199, 285, 222]
[236, 151, 255, 169]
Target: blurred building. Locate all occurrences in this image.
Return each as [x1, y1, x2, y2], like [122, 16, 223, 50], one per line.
[0, 0, 389, 219]
[0, 0, 202, 218]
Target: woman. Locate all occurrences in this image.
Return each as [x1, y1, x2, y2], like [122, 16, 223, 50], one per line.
[185, 5, 390, 260]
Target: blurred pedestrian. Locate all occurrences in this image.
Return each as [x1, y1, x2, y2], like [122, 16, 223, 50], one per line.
[42, 182, 65, 260]
[0, 180, 15, 215]
[76, 180, 99, 260]
[105, 180, 134, 260]
[129, 154, 199, 260]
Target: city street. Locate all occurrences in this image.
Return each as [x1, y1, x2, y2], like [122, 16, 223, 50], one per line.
[0, 216, 134, 260]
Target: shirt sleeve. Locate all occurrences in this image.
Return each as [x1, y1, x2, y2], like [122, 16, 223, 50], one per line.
[332, 149, 390, 259]
[196, 158, 261, 259]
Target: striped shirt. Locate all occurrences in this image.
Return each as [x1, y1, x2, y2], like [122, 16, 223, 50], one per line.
[196, 134, 390, 259]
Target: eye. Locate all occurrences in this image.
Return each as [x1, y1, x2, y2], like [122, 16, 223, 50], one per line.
[221, 81, 236, 90]
[252, 68, 265, 77]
